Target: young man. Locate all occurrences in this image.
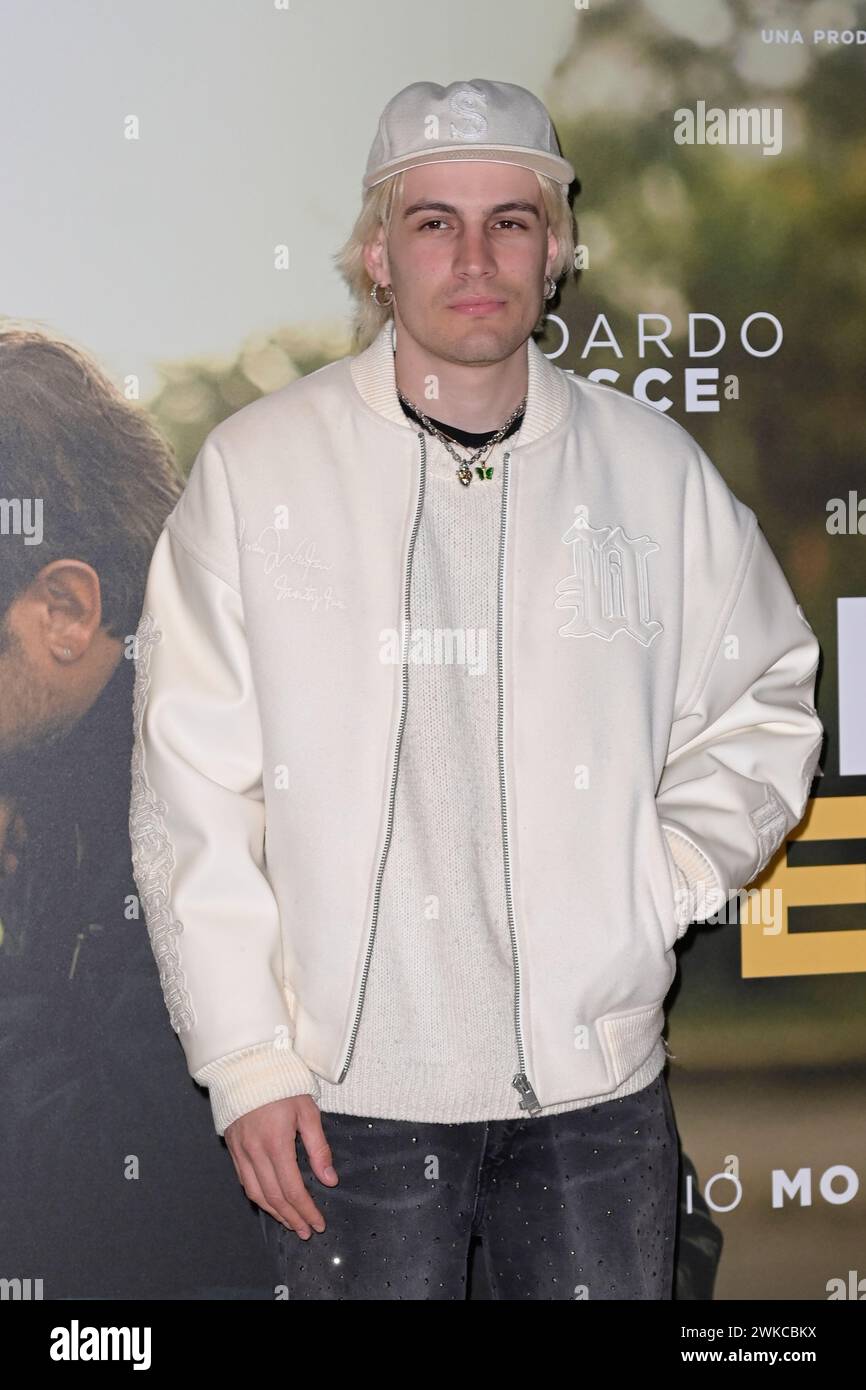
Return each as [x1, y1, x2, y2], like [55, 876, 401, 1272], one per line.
[129, 79, 824, 1300]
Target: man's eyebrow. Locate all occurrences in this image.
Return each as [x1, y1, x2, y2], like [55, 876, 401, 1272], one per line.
[401, 199, 541, 220]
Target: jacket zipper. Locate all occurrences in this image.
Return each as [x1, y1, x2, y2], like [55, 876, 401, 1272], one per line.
[497, 448, 542, 1116]
[337, 430, 429, 1082]
[338, 432, 542, 1116]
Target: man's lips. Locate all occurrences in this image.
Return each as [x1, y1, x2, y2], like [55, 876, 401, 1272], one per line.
[448, 298, 506, 315]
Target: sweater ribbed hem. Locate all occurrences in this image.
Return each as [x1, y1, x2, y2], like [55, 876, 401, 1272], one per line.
[315, 1036, 667, 1123]
[193, 1040, 322, 1136]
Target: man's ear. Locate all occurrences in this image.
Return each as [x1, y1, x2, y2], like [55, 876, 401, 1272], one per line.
[363, 229, 390, 288]
[546, 226, 560, 279]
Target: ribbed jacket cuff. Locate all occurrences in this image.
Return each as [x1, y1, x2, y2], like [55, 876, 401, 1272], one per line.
[193, 1040, 322, 1137]
[662, 826, 727, 936]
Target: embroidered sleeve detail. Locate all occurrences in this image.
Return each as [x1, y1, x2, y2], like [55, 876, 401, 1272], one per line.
[129, 611, 196, 1034]
[748, 784, 789, 872]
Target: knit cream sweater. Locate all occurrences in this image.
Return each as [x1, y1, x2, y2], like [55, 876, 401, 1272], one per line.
[314, 411, 665, 1121]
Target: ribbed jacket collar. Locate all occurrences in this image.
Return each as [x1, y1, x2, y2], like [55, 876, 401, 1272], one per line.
[349, 320, 573, 448]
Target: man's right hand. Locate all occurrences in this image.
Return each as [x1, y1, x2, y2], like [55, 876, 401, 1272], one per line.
[224, 1095, 339, 1240]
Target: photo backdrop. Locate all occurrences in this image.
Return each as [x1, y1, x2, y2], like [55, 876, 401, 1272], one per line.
[1, 0, 863, 1300]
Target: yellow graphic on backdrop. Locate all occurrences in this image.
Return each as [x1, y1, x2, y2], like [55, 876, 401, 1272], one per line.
[741, 796, 866, 977]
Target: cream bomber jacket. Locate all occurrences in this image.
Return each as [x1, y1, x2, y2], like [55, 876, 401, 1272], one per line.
[129, 321, 824, 1136]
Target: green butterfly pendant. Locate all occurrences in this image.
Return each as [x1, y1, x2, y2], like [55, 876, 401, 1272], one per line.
[475, 465, 494, 480]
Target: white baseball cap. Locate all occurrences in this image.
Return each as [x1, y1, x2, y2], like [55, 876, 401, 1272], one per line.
[363, 79, 577, 195]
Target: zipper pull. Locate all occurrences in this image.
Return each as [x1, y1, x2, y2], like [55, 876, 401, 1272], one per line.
[512, 1071, 542, 1116]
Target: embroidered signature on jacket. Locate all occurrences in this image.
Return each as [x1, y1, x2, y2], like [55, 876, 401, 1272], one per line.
[236, 514, 347, 612]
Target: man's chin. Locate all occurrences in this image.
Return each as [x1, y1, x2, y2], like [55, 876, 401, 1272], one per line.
[426, 315, 527, 363]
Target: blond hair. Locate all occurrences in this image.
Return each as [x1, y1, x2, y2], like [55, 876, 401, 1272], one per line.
[333, 168, 577, 353]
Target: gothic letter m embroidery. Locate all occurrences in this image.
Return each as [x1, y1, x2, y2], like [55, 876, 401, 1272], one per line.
[554, 505, 663, 646]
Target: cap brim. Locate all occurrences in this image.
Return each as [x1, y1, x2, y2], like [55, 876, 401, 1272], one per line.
[363, 145, 577, 194]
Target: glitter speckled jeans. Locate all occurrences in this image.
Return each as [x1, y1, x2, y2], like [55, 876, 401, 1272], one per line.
[257, 1070, 679, 1300]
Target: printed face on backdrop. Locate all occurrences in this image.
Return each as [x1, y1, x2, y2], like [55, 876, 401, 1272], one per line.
[364, 160, 559, 368]
[0, 561, 120, 762]
[0, 561, 123, 877]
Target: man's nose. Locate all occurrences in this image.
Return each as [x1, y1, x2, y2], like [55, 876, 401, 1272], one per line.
[451, 228, 498, 278]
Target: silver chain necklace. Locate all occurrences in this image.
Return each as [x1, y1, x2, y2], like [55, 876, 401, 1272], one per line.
[397, 388, 526, 486]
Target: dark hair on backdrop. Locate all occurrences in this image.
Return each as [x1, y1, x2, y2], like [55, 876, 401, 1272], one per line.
[0, 322, 183, 640]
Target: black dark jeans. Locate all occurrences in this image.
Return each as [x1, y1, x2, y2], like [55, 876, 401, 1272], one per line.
[258, 1071, 679, 1300]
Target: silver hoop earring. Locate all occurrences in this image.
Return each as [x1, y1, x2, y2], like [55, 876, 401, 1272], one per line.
[370, 282, 394, 306]
[544, 276, 556, 301]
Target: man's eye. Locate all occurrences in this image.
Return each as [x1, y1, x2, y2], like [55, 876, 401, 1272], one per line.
[416, 219, 526, 231]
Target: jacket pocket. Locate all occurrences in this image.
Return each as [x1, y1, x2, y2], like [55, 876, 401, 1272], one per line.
[597, 999, 667, 1089]
[648, 808, 681, 953]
